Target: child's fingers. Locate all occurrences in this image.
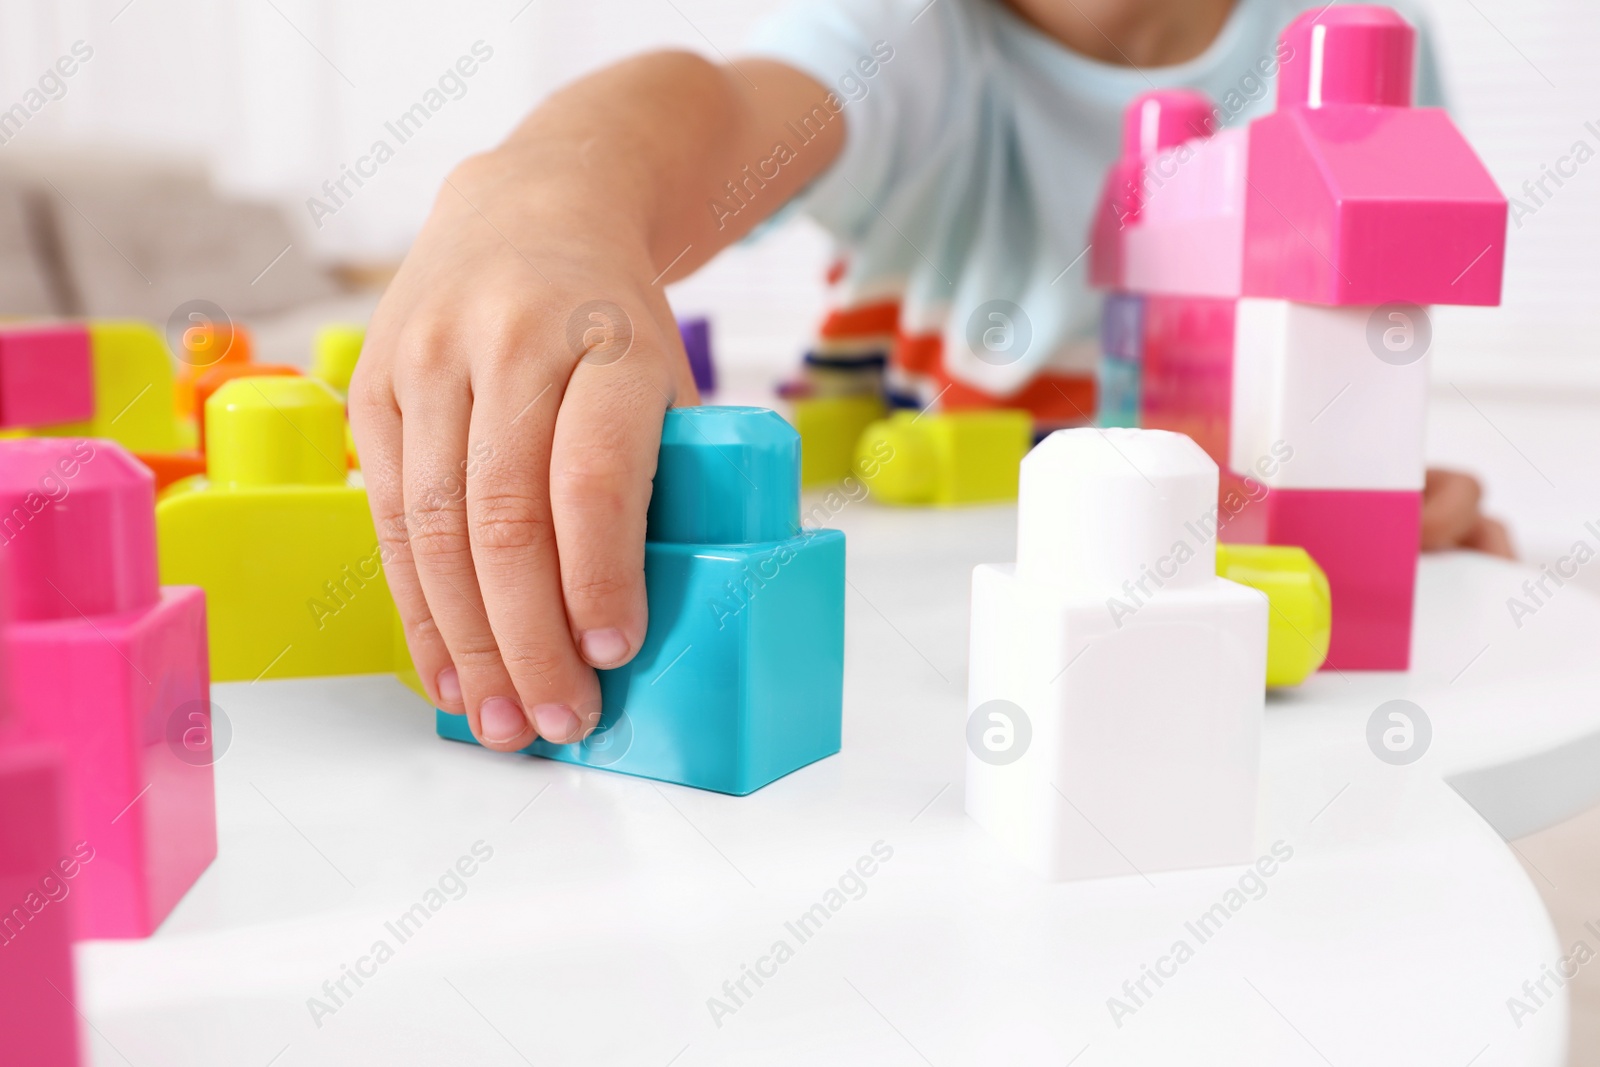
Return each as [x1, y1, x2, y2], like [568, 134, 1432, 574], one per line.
[463, 354, 602, 746]
[398, 351, 538, 752]
[549, 353, 674, 672]
[1465, 516, 1516, 560]
[347, 366, 459, 713]
[1420, 468, 1483, 551]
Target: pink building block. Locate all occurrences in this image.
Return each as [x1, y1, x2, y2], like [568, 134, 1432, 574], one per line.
[0, 324, 95, 429]
[1140, 295, 1236, 466]
[1089, 90, 1216, 289]
[1123, 127, 1249, 298]
[1241, 6, 1508, 306]
[0, 438, 215, 939]
[0, 744, 83, 1066]
[1222, 481, 1420, 670]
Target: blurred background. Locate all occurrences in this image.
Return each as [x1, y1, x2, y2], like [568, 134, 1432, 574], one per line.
[2, 0, 1599, 1054]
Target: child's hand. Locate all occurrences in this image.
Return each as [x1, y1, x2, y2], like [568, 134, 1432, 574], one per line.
[1422, 468, 1514, 559]
[351, 171, 695, 751]
[348, 54, 841, 751]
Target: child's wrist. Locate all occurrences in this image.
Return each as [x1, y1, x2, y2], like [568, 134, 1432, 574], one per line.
[444, 151, 656, 278]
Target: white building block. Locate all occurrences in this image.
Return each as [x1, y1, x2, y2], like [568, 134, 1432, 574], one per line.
[965, 429, 1268, 881]
[1229, 298, 1430, 490]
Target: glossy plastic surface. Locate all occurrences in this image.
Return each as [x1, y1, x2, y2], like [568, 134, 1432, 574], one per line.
[0, 439, 215, 939]
[1230, 298, 1429, 491]
[0, 323, 94, 428]
[1276, 5, 1414, 109]
[193, 363, 302, 452]
[790, 394, 887, 489]
[0, 438, 158, 622]
[0, 745, 81, 1065]
[1242, 8, 1506, 306]
[438, 406, 845, 795]
[205, 376, 346, 489]
[1140, 294, 1236, 467]
[37, 322, 183, 453]
[856, 409, 1031, 506]
[312, 324, 365, 395]
[156, 377, 393, 681]
[650, 406, 800, 543]
[1222, 481, 1420, 670]
[968, 428, 1268, 880]
[1216, 542, 1331, 686]
[1123, 127, 1249, 298]
[1088, 90, 1215, 289]
[174, 321, 253, 418]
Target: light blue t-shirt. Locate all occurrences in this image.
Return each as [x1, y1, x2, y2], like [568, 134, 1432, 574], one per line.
[745, 0, 1442, 397]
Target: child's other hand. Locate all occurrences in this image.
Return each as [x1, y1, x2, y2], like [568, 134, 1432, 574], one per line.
[1421, 468, 1515, 559]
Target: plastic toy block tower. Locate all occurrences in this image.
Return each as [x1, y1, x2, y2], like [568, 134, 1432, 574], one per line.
[0, 438, 215, 939]
[966, 429, 1267, 881]
[438, 406, 846, 796]
[1087, 5, 1507, 670]
[156, 376, 395, 681]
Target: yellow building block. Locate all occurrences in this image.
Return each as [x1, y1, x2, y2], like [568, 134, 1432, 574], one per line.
[392, 604, 428, 701]
[40, 321, 182, 452]
[313, 324, 366, 395]
[156, 376, 394, 682]
[789, 394, 886, 488]
[855, 409, 1031, 506]
[1216, 543, 1331, 687]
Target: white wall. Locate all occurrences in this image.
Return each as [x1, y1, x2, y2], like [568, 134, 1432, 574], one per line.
[0, 0, 1596, 389]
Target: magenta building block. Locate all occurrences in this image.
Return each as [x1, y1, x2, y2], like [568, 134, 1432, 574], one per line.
[1241, 6, 1507, 307]
[1124, 127, 1249, 298]
[0, 324, 95, 429]
[1089, 90, 1216, 289]
[1223, 481, 1420, 671]
[1140, 295, 1237, 468]
[0, 438, 215, 940]
[0, 744, 83, 1066]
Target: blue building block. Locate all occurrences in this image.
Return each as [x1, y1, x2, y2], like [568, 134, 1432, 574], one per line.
[436, 406, 845, 795]
[1097, 293, 1144, 428]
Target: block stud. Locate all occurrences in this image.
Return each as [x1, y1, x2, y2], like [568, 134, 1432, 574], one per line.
[647, 406, 799, 544]
[205, 376, 348, 489]
[1277, 5, 1414, 110]
[0, 438, 158, 621]
[1016, 427, 1216, 596]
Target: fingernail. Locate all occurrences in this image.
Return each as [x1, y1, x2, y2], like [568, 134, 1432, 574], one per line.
[436, 667, 462, 705]
[580, 628, 630, 667]
[479, 697, 527, 743]
[533, 703, 580, 743]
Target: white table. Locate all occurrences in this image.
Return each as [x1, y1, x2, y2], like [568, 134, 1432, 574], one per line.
[78, 502, 1600, 1066]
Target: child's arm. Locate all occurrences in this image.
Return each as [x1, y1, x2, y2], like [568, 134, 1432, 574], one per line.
[350, 53, 843, 751]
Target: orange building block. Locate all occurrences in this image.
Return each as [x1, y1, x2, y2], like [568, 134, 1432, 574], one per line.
[135, 451, 206, 493]
[174, 322, 254, 418]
